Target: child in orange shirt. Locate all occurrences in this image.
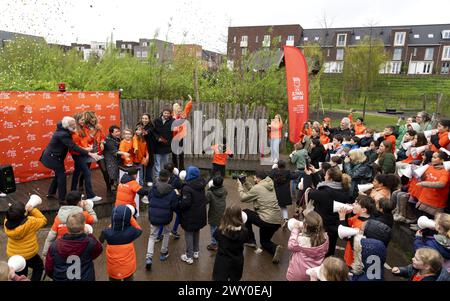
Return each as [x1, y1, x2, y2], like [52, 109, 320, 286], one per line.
[119, 129, 134, 167]
[416, 152, 450, 217]
[133, 124, 149, 186]
[381, 126, 397, 153]
[115, 167, 149, 213]
[208, 138, 233, 178]
[42, 191, 97, 257]
[339, 195, 376, 267]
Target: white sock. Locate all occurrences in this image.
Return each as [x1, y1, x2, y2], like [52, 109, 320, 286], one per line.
[281, 208, 289, 220]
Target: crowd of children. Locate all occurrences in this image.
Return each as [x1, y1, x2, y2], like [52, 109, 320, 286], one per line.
[2, 109, 450, 282]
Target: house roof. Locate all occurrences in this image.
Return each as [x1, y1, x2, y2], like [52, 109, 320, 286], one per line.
[0, 30, 45, 43]
[301, 24, 450, 47]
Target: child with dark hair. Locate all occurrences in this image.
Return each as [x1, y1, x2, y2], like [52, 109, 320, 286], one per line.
[115, 167, 149, 216]
[379, 126, 397, 153]
[359, 129, 374, 148]
[209, 138, 233, 178]
[43, 191, 97, 257]
[4, 200, 47, 281]
[369, 174, 400, 203]
[212, 206, 249, 281]
[350, 136, 361, 150]
[206, 176, 228, 251]
[365, 140, 379, 164]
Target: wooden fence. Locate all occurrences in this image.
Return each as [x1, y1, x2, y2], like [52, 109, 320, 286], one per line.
[119, 99, 273, 162]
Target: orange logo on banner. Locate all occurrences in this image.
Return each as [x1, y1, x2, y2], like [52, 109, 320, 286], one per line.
[0, 91, 121, 183]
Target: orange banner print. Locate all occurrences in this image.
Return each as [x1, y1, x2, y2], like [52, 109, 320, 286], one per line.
[0, 91, 121, 183]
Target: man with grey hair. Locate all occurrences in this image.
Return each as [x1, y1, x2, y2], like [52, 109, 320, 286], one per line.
[45, 212, 103, 281]
[330, 117, 354, 138]
[40, 117, 101, 204]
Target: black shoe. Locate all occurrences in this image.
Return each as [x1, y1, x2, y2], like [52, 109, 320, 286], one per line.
[46, 194, 57, 200]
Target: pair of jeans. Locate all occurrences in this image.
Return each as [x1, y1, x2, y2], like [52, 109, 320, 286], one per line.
[16, 254, 44, 281]
[47, 163, 67, 202]
[210, 225, 218, 245]
[146, 224, 170, 258]
[185, 230, 200, 259]
[158, 212, 180, 236]
[270, 138, 281, 162]
[243, 209, 280, 255]
[172, 152, 185, 170]
[145, 156, 154, 183]
[154, 153, 170, 179]
[71, 155, 95, 199]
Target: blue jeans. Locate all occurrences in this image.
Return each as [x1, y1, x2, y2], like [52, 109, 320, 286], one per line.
[71, 155, 95, 199]
[134, 164, 144, 186]
[270, 138, 280, 162]
[210, 225, 218, 245]
[154, 154, 170, 179]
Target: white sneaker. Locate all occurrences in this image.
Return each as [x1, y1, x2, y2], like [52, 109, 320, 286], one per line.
[147, 182, 153, 187]
[193, 252, 199, 259]
[254, 248, 263, 255]
[180, 254, 193, 264]
[141, 196, 149, 204]
[89, 196, 102, 202]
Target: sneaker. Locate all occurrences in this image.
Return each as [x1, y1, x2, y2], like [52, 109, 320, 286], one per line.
[145, 257, 152, 271]
[155, 235, 163, 243]
[170, 231, 181, 239]
[272, 245, 284, 264]
[147, 182, 153, 187]
[393, 214, 406, 222]
[159, 252, 169, 261]
[282, 219, 289, 230]
[88, 196, 102, 202]
[207, 244, 218, 251]
[254, 248, 263, 255]
[180, 254, 193, 264]
[193, 252, 199, 259]
[141, 196, 149, 204]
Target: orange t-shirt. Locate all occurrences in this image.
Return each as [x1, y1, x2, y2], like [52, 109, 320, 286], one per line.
[344, 216, 366, 267]
[51, 211, 95, 239]
[384, 135, 396, 153]
[115, 180, 143, 208]
[402, 153, 423, 164]
[418, 166, 449, 209]
[354, 124, 367, 136]
[431, 131, 450, 153]
[212, 144, 233, 166]
[132, 136, 148, 164]
[270, 120, 283, 139]
[71, 127, 93, 156]
[173, 100, 193, 139]
[412, 273, 427, 281]
[408, 177, 423, 199]
[119, 140, 134, 166]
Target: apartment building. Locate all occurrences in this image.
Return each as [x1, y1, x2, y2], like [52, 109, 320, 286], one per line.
[0, 30, 45, 48]
[134, 38, 174, 63]
[116, 40, 139, 57]
[228, 23, 450, 75]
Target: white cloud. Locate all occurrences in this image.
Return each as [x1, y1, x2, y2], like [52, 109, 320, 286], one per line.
[0, 0, 449, 53]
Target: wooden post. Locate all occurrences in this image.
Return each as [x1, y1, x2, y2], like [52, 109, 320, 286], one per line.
[193, 67, 200, 102]
[436, 93, 443, 115]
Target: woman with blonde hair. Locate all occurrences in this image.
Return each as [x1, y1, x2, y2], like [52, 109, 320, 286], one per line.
[269, 114, 283, 163]
[343, 149, 373, 199]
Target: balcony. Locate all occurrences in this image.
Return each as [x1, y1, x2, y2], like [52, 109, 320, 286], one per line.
[240, 40, 248, 48]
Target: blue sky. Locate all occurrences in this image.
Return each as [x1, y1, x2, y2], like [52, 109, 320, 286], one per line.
[1, 0, 449, 53]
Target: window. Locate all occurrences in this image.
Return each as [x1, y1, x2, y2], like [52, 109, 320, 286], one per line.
[392, 61, 402, 74]
[121, 44, 126, 49]
[232, 48, 236, 55]
[278, 35, 282, 43]
[422, 62, 432, 74]
[443, 46, 450, 60]
[256, 35, 259, 43]
[287, 35, 295, 41]
[413, 48, 417, 57]
[336, 34, 347, 47]
[327, 49, 330, 57]
[142, 42, 148, 47]
[242, 48, 247, 55]
[394, 32, 406, 46]
[393, 48, 402, 61]
[428, 34, 434, 38]
[355, 36, 361, 40]
[303, 37, 309, 42]
[286, 35, 295, 46]
[263, 35, 271, 47]
[442, 62, 450, 74]
[414, 34, 420, 39]
[141, 51, 148, 58]
[336, 48, 344, 60]
[136, 51, 141, 58]
[424, 48, 434, 61]
[233, 36, 236, 43]
[442, 30, 450, 39]
[314, 37, 319, 41]
[128, 44, 132, 49]
[240, 35, 248, 47]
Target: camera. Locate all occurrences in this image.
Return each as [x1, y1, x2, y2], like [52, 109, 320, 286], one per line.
[232, 173, 247, 184]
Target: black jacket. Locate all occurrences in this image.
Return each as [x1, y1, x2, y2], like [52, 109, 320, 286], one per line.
[306, 177, 352, 234]
[343, 161, 373, 198]
[359, 137, 373, 148]
[212, 228, 249, 281]
[270, 169, 299, 207]
[180, 177, 207, 232]
[153, 116, 174, 154]
[143, 123, 158, 155]
[148, 182, 179, 225]
[40, 122, 89, 169]
[309, 145, 326, 168]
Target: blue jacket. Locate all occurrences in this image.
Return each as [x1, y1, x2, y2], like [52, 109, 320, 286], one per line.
[169, 174, 182, 190]
[352, 238, 386, 281]
[396, 264, 450, 281]
[414, 235, 450, 261]
[102, 206, 142, 245]
[148, 181, 179, 226]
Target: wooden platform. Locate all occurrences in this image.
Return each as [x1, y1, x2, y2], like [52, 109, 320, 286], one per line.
[0, 169, 115, 224]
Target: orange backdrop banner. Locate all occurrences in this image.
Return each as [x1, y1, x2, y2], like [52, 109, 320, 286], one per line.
[0, 91, 121, 183]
